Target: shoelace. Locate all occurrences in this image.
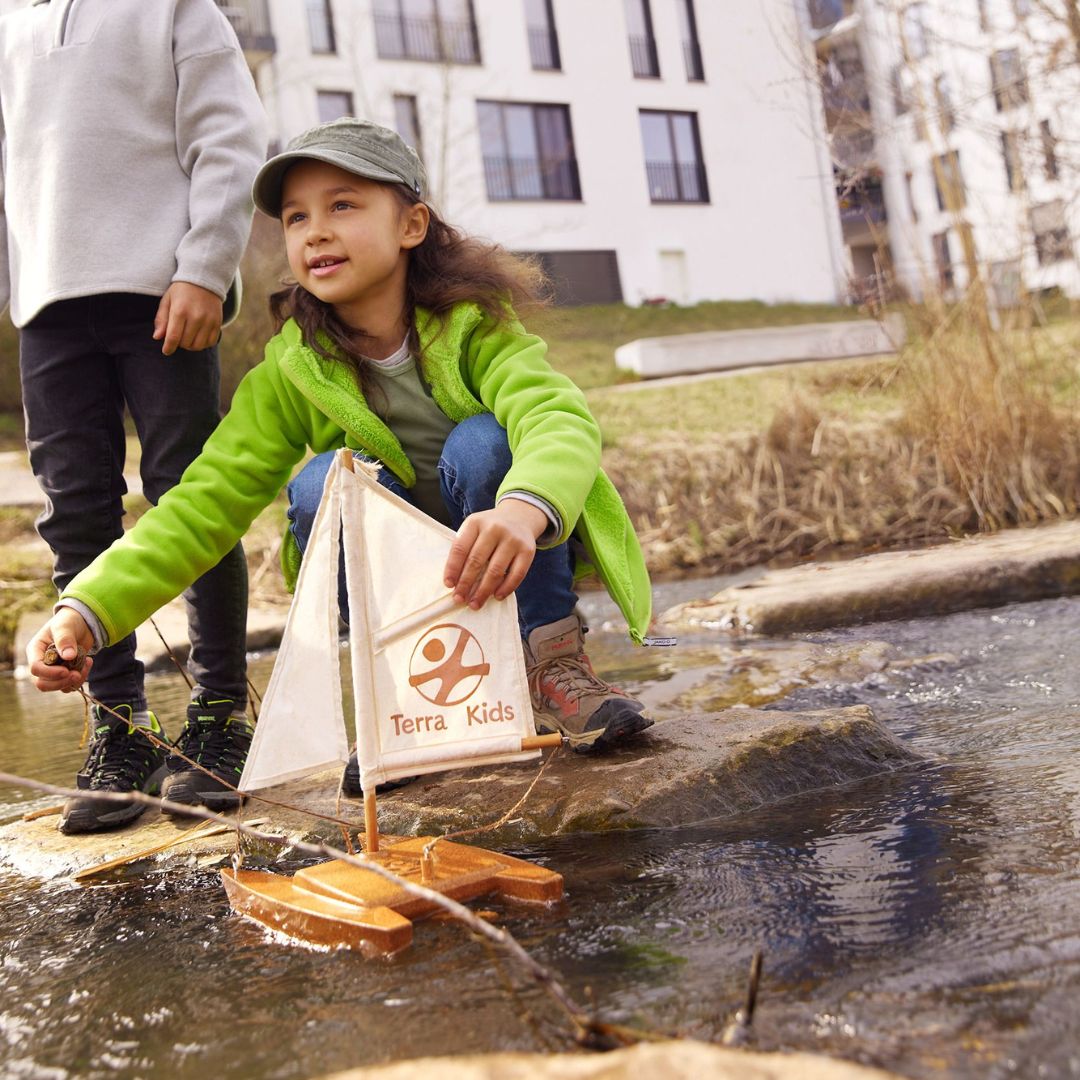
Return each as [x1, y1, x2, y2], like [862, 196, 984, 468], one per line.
[83, 724, 161, 788]
[526, 654, 612, 702]
[176, 716, 252, 771]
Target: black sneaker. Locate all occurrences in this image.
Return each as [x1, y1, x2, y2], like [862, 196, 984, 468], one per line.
[160, 695, 253, 812]
[60, 706, 168, 835]
[341, 752, 417, 798]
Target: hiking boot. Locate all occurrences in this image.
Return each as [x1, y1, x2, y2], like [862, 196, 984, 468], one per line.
[524, 613, 653, 751]
[60, 705, 168, 835]
[160, 695, 253, 812]
[341, 752, 417, 798]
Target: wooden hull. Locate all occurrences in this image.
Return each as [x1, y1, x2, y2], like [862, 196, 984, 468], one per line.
[221, 836, 563, 954]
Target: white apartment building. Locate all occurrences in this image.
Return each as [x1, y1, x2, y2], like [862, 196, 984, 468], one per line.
[809, 0, 1080, 303]
[214, 0, 848, 307]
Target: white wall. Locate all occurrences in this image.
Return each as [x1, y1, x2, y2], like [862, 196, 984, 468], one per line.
[258, 0, 847, 306]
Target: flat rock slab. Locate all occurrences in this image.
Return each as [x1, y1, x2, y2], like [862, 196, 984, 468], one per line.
[322, 1040, 901, 1080]
[0, 705, 921, 881]
[660, 520, 1080, 635]
[371, 706, 921, 839]
[613, 314, 905, 379]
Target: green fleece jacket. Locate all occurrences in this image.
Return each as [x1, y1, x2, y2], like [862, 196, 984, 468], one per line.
[62, 303, 653, 644]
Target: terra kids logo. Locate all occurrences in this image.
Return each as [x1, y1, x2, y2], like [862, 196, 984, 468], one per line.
[408, 623, 491, 707]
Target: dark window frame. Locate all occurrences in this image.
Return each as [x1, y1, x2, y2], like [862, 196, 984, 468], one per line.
[676, 0, 704, 81]
[624, 0, 660, 78]
[933, 149, 965, 210]
[477, 99, 582, 203]
[306, 0, 337, 54]
[1040, 119, 1059, 180]
[525, 0, 561, 71]
[639, 109, 710, 204]
[392, 93, 423, 159]
[1031, 200, 1073, 266]
[990, 48, 1029, 111]
[932, 229, 954, 290]
[373, 0, 482, 65]
[316, 89, 355, 123]
[1001, 130, 1024, 192]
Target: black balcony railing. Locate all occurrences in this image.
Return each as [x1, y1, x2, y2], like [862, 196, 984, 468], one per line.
[838, 186, 887, 226]
[482, 155, 580, 201]
[628, 34, 660, 77]
[374, 13, 479, 64]
[683, 39, 704, 81]
[215, 0, 275, 58]
[645, 160, 708, 203]
[528, 26, 561, 70]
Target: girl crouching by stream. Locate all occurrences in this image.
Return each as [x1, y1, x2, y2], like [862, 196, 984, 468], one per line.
[27, 118, 655, 832]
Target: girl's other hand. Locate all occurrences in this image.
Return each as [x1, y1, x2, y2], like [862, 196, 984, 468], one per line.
[445, 499, 548, 610]
[27, 609, 95, 693]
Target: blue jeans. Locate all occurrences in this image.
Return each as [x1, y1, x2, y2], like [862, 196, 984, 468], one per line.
[19, 294, 249, 710]
[286, 413, 577, 636]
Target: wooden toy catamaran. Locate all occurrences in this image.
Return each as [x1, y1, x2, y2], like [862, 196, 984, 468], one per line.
[221, 450, 564, 954]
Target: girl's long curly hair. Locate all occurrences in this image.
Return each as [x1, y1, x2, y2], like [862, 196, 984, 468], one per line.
[269, 182, 551, 405]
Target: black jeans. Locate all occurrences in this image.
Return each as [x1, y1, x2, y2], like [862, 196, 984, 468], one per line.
[19, 293, 248, 711]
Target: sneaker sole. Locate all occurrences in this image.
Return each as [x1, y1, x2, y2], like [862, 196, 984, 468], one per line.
[59, 798, 148, 835]
[534, 709, 654, 751]
[160, 773, 245, 814]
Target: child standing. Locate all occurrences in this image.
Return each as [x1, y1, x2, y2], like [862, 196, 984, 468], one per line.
[1, 0, 267, 833]
[27, 118, 655, 802]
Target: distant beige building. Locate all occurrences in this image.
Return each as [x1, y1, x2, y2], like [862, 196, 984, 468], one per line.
[808, 0, 1080, 303]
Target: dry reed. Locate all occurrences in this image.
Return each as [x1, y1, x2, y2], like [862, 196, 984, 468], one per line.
[605, 308, 1080, 576]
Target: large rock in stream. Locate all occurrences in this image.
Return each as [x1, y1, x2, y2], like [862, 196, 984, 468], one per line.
[0, 705, 922, 880]
[322, 1041, 902, 1080]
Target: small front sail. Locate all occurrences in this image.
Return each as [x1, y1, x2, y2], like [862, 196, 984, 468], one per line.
[238, 461, 350, 791]
[240, 451, 538, 794]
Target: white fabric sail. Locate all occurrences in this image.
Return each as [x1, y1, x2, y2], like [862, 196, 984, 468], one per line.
[240, 451, 538, 793]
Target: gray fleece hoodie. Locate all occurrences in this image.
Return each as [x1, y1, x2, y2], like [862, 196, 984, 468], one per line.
[0, 0, 268, 327]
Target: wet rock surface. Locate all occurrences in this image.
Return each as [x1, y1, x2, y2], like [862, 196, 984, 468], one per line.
[322, 1040, 902, 1080]
[0, 704, 923, 878]
[659, 520, 1080, 635]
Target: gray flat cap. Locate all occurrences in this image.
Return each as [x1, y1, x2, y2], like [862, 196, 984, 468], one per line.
[253, 117, 428, 216]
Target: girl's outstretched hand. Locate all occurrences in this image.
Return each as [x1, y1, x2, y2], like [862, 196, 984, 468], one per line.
[27, 609, 95, 693]
[445, 498, 549, 610]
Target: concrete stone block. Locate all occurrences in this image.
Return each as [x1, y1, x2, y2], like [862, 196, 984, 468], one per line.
[614, 314, 906, 379]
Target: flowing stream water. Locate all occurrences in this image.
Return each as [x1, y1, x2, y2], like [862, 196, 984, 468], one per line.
[2, 585, 1080, 1079]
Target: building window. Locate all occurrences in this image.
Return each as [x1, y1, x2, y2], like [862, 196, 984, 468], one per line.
[808, 0, 845, 30]
[1031, 200, 1072, 265]
[1001, 130, 1025, 192]
[373, 0, 480, 65]
[904, 3, 929, 59]
[932, 230, 954, 290]
[990, 48, 1029, 110]
[624, 0, 660, 78]
[891, 64, 909, 115]
[904, 170, 919, 223]
[306, 0, 336, 53]
[517, 250, 624, 305]
[675, 0, 704, 81]
[393, 94, 423, 158]
[1040, 119, 1060, 180]
[933, 149, 965, 210]
[477, 101, 581, 201]
[525, 0, 560, 71]
[934, 74, 955, 131]
[639, 110, 708, 203]
[990, 258, 1023, 307]
[317, 90, 353, 123]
